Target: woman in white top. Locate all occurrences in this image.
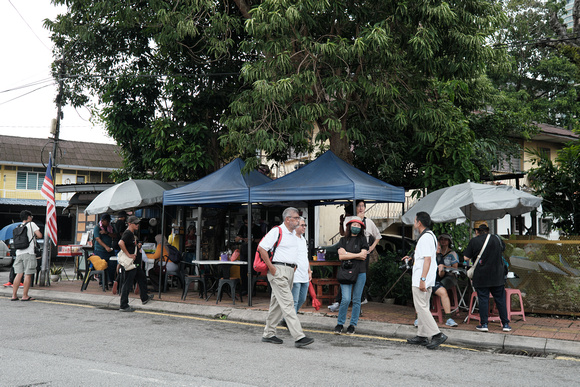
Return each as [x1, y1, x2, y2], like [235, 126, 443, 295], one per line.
[292, 217, 312, 312]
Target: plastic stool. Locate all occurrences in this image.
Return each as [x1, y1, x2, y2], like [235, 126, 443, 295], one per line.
[430, 287, 459, 322]
[466, 291, 501, 323]
[505, 288, 526, 321]
[216, 278, 242, 305]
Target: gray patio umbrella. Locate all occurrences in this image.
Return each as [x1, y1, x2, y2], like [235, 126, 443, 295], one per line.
[401, 182, 542, 225]
[85, 179, 174, 214]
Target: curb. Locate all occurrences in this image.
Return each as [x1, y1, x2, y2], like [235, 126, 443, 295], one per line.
[3, 287, 580, 358]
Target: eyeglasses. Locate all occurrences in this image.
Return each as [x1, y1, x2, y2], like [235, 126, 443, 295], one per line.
[300, 224, 307, 227]
[290, 216, 300, 219]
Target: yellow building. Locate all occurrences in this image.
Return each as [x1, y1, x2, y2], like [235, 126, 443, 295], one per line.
[0, 135, 122, 244]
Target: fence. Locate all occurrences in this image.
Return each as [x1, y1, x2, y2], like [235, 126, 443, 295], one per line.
[505, 236, 580, 316]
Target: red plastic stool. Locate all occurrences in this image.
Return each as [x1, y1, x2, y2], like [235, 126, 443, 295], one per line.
[431, 287, 459, 322]
[466, 291, 501, 323]
[505, 288, 526, 322]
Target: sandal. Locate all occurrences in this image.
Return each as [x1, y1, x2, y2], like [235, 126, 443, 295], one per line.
[21, 297, 35, 301]
[10, 298, 19, 301]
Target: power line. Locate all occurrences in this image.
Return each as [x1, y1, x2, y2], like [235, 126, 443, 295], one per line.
[0, 84, 54, 107]
[0, 78, 55, 94]
[8, 0, 52, 52]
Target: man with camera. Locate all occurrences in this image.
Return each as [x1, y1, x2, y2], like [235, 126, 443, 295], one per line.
[403, 211, 448, 349]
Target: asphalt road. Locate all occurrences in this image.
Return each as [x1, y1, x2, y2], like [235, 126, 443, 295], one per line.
[2, 299, 579, 386]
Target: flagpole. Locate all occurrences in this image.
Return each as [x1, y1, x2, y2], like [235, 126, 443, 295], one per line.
[39, 153, 54, 286]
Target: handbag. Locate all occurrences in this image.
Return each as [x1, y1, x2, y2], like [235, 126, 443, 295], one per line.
[467, 234, 490, 279]
[337, 260, 359, 284]
[117, 250, 136, 271]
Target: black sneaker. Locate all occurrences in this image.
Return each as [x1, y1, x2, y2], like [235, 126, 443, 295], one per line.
[295, 337, 314, 348]
[279, 319, 288, 328]
[426, 333, 448, 350]
[262, 336, 283, 344]
[406, 336, 429, 345]
[346, 325, 355, 335]
[119, 307, 134, 312]
[334, 324, 343, 335]
[142, 294, 154, 305]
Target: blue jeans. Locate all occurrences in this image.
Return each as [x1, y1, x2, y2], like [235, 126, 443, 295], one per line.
[292, 282, 309, 313]
[338, 273, 366, 326]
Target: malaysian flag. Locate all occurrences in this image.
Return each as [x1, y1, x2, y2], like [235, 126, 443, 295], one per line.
[41, 154, 57, 245]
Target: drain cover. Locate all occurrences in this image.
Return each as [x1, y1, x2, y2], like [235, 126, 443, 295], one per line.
[495, 348, 547, 358]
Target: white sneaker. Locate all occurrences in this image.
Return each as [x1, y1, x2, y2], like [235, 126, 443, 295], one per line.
[446, 318, 458, 327]
[328, 302, 340, 312]
[361, 298, 368, 305]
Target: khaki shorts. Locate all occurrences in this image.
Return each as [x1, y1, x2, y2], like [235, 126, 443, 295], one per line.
[13, 253, 37, 275]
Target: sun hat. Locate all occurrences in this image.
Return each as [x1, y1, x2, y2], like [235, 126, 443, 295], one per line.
[346, 216, 365, 229]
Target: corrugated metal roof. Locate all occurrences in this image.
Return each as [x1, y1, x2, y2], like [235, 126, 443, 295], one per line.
[0, 135, 122, 170]
[0, 198, 68, 207]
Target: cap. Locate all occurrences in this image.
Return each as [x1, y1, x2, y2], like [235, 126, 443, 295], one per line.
[438, 233, 453, 243]
[346, 216, 365, 229]
[127, 215, 140, 225]
[473, 220, 489, 232]
[118, 210, 128, 218]
[100, 214, 111, 221]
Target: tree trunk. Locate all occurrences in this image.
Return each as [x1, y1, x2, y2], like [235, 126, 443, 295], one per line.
[329, 131, 352, 164]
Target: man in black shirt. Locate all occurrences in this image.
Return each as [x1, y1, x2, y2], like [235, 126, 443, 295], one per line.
[119, 216, 153, 312]
[463, 222, 510, 332]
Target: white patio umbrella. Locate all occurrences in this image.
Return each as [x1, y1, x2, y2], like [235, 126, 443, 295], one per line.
[85, 179, 174, 215]
[401, 182, 542, 225]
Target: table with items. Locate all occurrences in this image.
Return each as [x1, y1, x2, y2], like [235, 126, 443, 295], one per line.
[309, 260, 341, 304]
[184, 260, 248, 300]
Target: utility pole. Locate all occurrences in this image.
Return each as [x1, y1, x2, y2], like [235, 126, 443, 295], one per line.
[40, 59, 65, 286]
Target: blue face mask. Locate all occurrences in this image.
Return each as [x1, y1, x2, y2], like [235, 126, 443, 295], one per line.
[351, 226, 361, 235]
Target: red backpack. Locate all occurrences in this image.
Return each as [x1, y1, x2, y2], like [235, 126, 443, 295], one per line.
[253, 226, 282, 273]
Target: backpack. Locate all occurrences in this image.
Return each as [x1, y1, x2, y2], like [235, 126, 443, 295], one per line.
[13, 224, 32, 250]
[166, 244, 182, 264]
[253, 226, 282, 273]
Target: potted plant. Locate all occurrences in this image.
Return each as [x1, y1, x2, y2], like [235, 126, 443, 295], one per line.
[50, 264, 63, 282]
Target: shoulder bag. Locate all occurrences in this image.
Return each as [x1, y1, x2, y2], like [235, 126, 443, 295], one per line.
[337, 259, 359, 284]
[117, 250, 136, 271]
[467, 234, 490, 279]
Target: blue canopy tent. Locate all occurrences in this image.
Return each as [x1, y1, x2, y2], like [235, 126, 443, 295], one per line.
[250, 151, 405, 204]
[162, 158, 272, 303]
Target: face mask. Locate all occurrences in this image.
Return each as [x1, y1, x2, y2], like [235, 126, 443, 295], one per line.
[351, 226, 361, 235]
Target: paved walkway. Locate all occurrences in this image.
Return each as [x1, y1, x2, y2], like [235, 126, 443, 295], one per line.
[2, 272, 580, 357]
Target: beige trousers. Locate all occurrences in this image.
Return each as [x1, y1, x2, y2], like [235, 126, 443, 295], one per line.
[412, 286, 441, 338]
[263, 265, 305, 341]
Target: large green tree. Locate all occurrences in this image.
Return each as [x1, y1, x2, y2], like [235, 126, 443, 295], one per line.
[223, 0, 510, 190]
[46, 0, 249, 180]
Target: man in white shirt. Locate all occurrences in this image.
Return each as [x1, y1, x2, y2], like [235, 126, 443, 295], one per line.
[258, 207, 314, 348]
[12, 210, 42, 301]
[403, 211, 448, 349]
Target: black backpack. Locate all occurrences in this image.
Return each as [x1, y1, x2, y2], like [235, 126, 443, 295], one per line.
[166, 244, 182, 264]
[13, 224, 31, 249]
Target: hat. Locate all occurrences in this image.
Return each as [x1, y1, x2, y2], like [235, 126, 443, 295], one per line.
[118, 211, 128, 218]
[473, 221, 489, 232]
[100, 214, 111, 221]
[438, 233, 453, 243]
[127, 215, 140, 225]
[346, 216, 365, 229]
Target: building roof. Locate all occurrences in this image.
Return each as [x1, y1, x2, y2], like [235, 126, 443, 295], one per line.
[534, 123, 579, 144]
[0, 135, 122, 171]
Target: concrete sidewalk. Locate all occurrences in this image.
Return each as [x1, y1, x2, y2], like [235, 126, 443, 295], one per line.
[2, 275, 580, 358]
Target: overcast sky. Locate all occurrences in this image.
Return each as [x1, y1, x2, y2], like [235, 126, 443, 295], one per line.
[0, 0, 114, 144]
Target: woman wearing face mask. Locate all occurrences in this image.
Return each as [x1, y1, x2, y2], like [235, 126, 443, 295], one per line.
[334, 217, 369, 335]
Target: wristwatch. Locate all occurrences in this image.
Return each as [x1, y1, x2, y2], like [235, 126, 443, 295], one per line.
[420, 277, 426, 281]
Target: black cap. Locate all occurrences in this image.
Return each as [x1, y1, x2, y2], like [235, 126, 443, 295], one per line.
[100, 214, 111, 221]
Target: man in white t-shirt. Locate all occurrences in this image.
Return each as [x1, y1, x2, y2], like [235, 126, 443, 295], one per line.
[258, 207, 314, 348]
[403, 211, 448, 350]
[11, 210, 42, 301]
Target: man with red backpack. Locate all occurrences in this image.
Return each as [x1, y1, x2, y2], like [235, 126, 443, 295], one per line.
[258, 207, 314, 348]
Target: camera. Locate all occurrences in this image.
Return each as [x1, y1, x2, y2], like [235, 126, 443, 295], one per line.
[399, 258, 412, 270]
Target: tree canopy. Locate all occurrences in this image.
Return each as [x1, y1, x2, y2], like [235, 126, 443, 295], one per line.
[45, 0, 546, 192]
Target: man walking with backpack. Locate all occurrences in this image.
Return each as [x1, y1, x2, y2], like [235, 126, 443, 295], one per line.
[11, 210, 42, 301]
[258, 207, 314, 348]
